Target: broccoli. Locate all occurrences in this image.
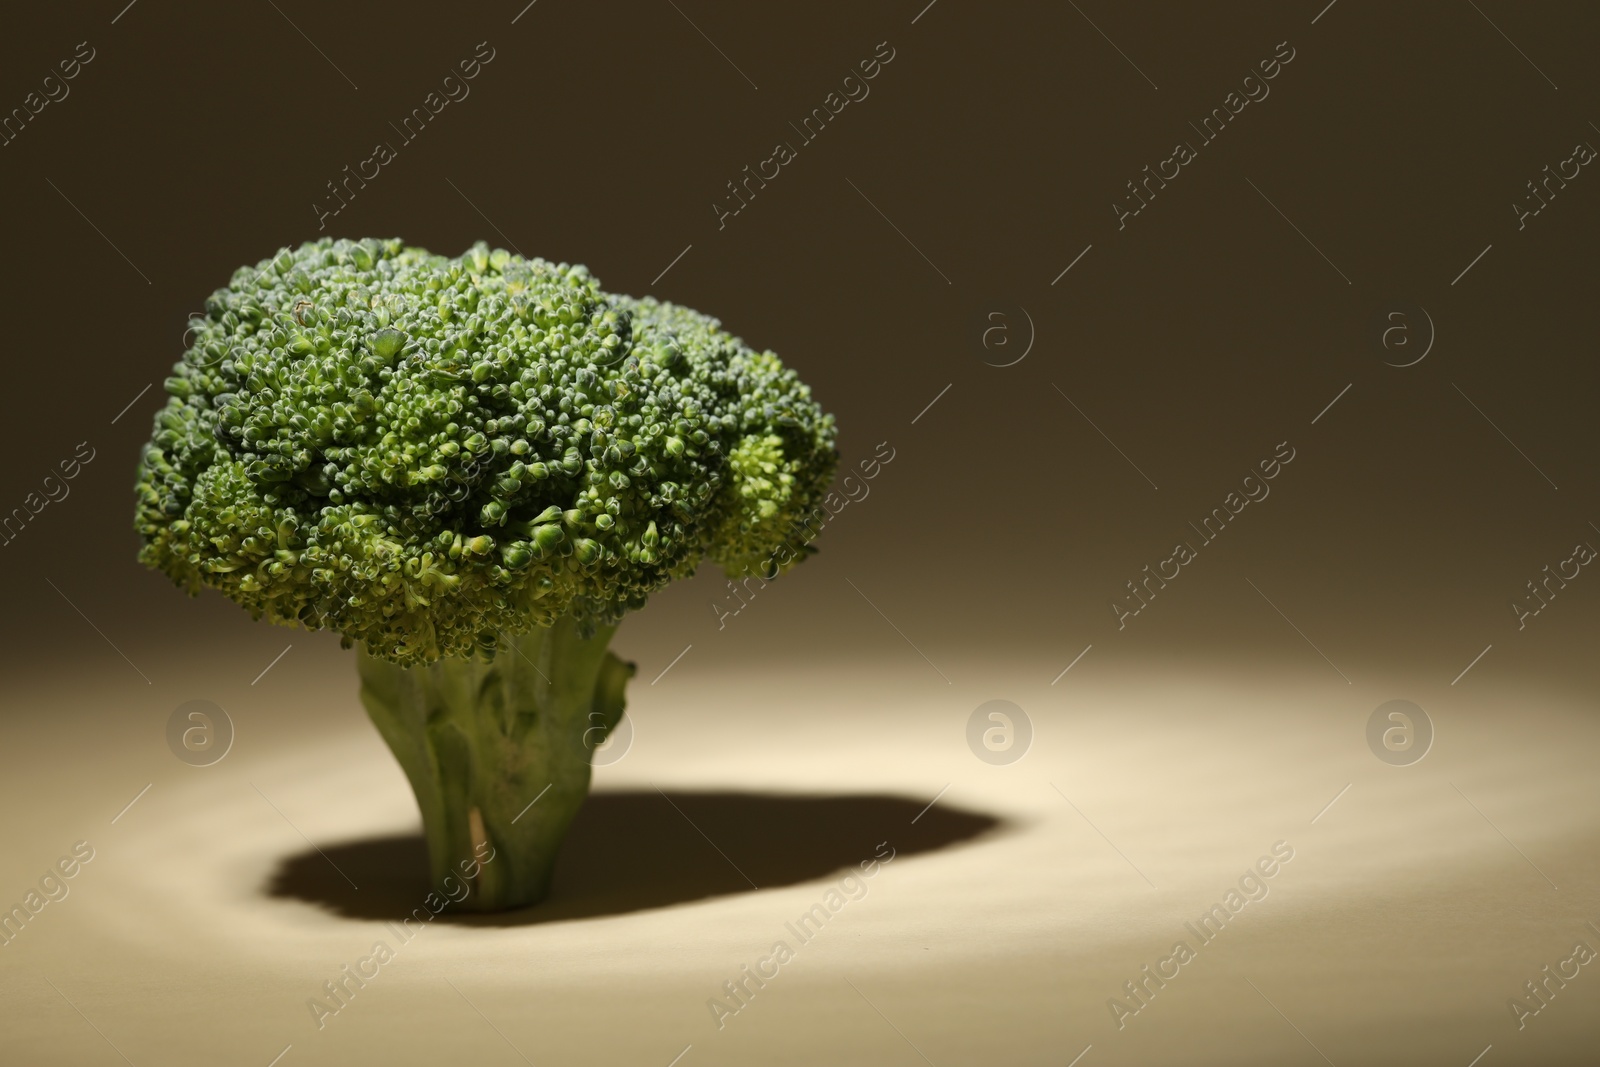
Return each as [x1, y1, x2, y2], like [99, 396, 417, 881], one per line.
[136, 238, 837, 910]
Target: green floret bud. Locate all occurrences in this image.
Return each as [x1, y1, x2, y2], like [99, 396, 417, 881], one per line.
[134, 238, 837, 667]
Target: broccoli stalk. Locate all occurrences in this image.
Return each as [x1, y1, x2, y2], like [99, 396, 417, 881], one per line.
[136, 238, 836, 911]
[357, 619, 631, 911]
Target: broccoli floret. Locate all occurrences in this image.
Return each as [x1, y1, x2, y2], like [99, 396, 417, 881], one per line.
[136, 238, 835, 664]
[135, 238, 836, 909]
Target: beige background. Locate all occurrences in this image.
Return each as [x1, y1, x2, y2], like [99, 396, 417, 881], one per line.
[2, 636, 1597, 1065]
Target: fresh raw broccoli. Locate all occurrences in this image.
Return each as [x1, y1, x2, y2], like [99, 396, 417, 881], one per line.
[136, 238, 837, 910]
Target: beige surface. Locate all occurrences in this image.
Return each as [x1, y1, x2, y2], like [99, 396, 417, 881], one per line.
[2, 642, 1597, 1066]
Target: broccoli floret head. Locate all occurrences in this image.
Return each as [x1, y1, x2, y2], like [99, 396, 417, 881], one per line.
[135, 238, 837, 666]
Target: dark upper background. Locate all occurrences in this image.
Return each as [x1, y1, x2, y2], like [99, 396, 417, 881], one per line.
[1, 0, 1596, 704]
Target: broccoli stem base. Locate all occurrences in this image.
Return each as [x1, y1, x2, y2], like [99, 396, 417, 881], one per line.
[356, 617, 634, 912]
